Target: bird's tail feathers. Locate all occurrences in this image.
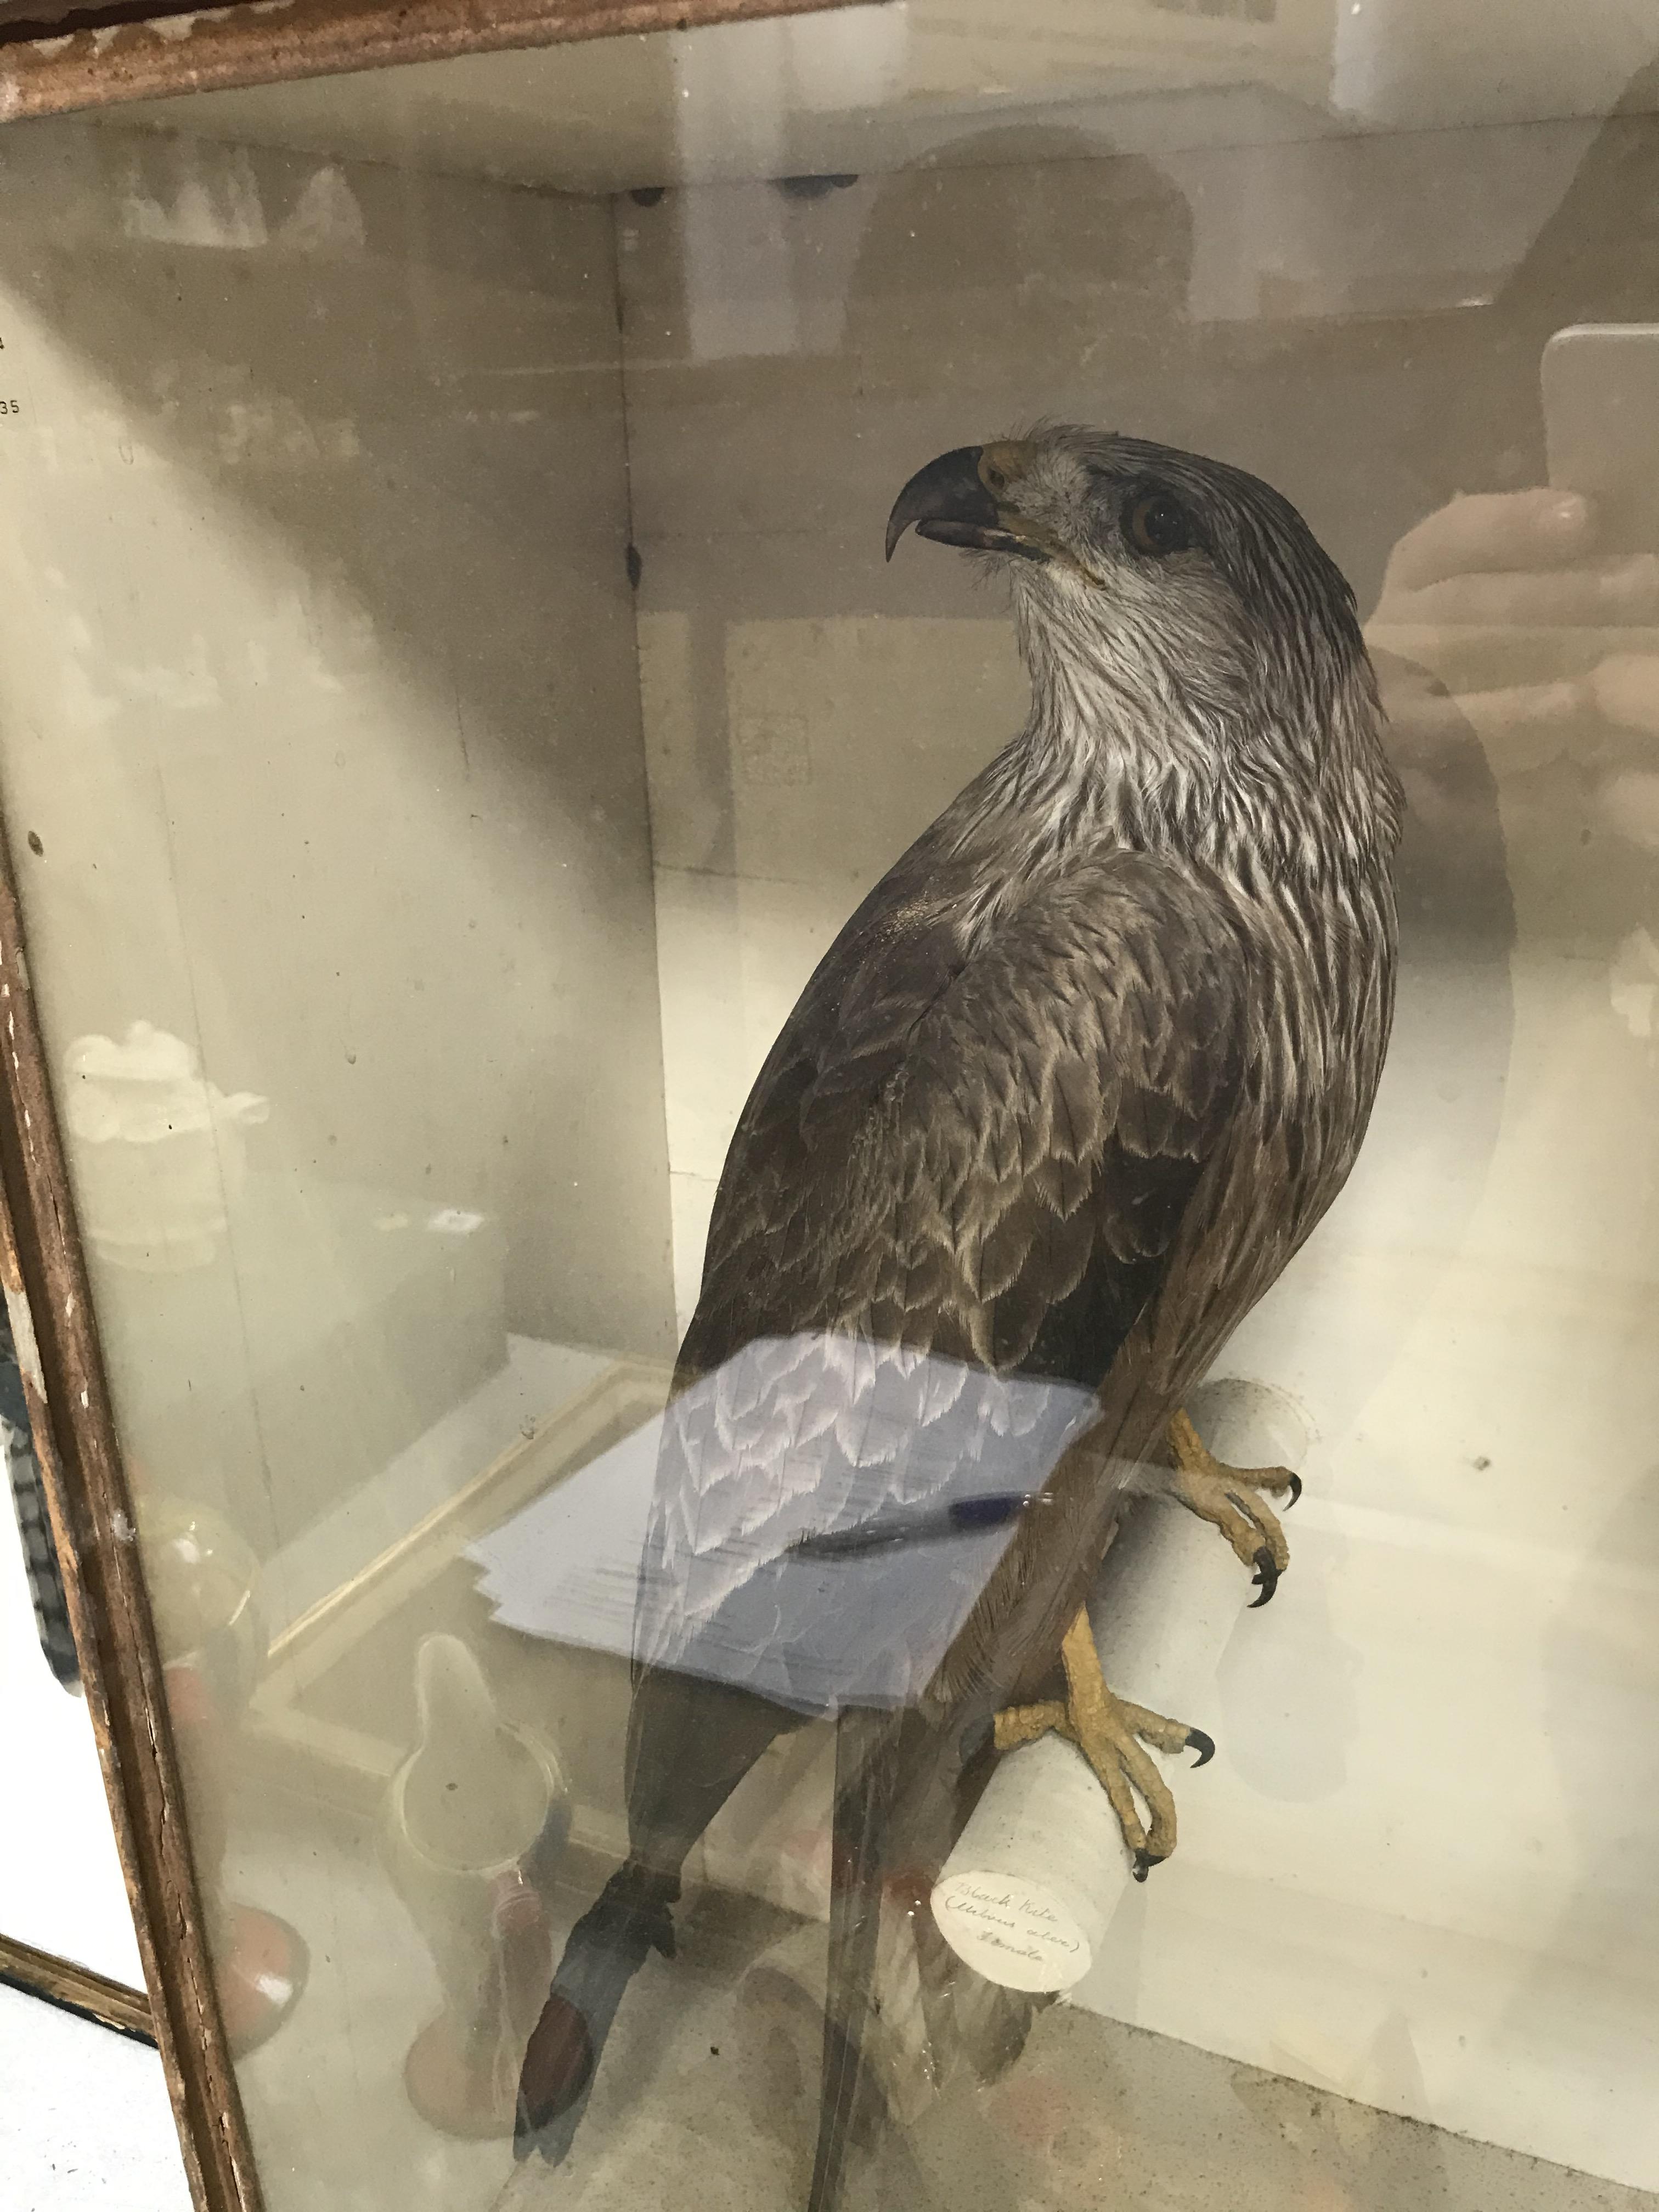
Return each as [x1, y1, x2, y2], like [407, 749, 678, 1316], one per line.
[809, 1706, 1043, 2210]
[810, 1707, 907, 2212]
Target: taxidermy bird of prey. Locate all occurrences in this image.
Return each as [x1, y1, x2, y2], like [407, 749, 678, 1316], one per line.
[516, 426, 1403, 2205]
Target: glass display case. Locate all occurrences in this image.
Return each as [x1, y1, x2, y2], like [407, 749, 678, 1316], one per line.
[3, 3, 1659, 2209]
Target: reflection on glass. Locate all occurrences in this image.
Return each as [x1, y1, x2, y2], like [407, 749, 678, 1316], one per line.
[379, 1632, 569, 2137]
[143, 1495, 309, 2056]
[0, 10, 1657, 2210]
[1, 1298, 78, 1691]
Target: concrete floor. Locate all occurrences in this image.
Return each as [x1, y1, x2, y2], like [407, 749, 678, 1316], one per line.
[2, 1791, 1653, 2212]
[487, 1898, 1659, 2212]
[210, 1784, 1659, 2212]
[0, 1982, 189, 2212]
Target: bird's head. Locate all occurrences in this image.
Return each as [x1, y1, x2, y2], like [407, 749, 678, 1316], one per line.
[886, 427, 1384, 843]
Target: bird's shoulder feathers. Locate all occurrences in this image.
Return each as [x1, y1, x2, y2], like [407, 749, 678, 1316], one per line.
[682, 840, 1249, 1385]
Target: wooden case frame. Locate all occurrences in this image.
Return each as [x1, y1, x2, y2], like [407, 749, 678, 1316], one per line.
[0, 0, 868, 121]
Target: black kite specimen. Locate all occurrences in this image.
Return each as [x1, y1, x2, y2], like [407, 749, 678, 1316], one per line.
[516, 427, 1403, 2205]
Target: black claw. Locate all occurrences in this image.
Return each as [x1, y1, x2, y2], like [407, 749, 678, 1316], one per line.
[1186, 1728, 1216, 1768]
[1249, 1544, 1279, 1606]
[1283, 1470, 1302, 1509]
[1132, 1848, 1168, 1883]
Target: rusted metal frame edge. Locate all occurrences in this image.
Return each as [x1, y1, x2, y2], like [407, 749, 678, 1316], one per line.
[0, 0, 877, 122]
[0, 842, 261, 2212]
[0, 1926, 156, 2043]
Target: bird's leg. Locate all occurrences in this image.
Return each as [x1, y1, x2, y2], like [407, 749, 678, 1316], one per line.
[994, 1610, 1213, 1878]
[1164, 1407, 1301, 1606]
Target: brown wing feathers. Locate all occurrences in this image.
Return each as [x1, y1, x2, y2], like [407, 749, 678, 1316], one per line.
[687, 842, 1245, 1400]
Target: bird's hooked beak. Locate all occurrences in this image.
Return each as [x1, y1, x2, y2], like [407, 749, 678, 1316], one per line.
[885, 442, 1048, 564]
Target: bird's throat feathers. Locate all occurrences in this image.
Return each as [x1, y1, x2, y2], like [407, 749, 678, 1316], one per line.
[954, 562, 1402, 911]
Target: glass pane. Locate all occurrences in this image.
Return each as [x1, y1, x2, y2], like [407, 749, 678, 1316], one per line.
[3, 7, 1658, 2206]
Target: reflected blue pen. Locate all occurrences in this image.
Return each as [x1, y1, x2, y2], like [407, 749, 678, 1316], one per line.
[788, 1490, 1045, 1560]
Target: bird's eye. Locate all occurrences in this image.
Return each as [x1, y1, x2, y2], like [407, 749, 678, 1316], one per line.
[1125, 493, 1193, 557]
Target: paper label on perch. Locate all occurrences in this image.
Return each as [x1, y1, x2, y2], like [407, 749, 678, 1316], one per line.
[930, 1870, 1092, 1993]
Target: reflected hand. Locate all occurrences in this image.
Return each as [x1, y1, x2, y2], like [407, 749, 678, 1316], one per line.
[1368, 492, 1659, 814]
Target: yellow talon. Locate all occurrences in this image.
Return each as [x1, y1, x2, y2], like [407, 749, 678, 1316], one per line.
[1166, 1408, 1300, 1605]
[994, 1609, 1214, 1876]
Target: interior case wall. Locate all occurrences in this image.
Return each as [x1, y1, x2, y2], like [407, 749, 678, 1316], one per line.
[0, 121, 677, 1581]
